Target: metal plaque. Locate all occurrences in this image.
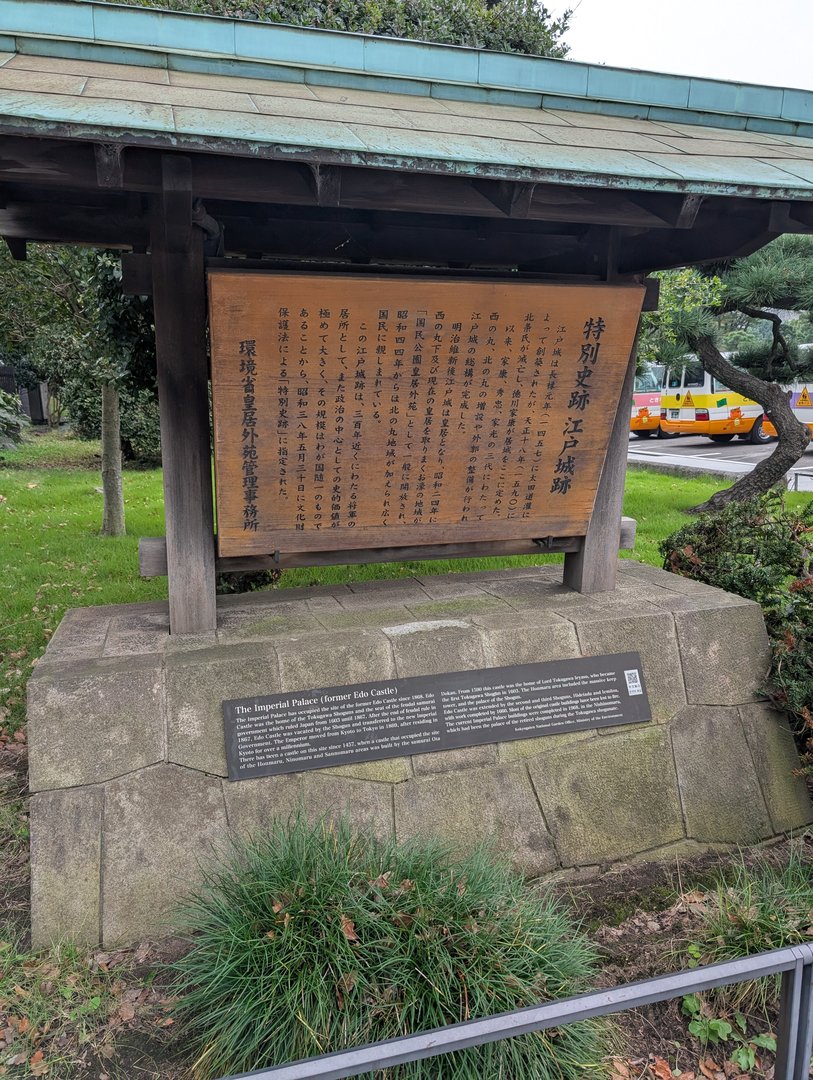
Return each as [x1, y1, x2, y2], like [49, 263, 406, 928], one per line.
[223, 652, 651, 782]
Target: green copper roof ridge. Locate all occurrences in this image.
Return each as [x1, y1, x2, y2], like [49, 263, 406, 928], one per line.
[2, 0, 813, 131]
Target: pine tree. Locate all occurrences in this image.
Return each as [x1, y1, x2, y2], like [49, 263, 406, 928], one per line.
[645, 237, 813, 513]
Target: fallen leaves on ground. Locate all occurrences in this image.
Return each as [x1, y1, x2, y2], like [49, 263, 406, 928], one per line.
[651, 1056, 673, 1080]
[0, 939, 179, 1077]
[339, 915, 359, 943]
[611, 1054, 775, 1080]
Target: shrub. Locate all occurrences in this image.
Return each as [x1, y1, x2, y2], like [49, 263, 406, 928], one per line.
[687, 841, 813, 1012]
[65, 380, 162, 464]
[171, 816, 604, 1079]
[215, 568, 281, 594]
[0, 387, 28, 448]
[660, 490, 813, 770]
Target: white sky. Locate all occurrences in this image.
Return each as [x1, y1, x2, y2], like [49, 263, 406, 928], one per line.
[549, 0, 813, 92]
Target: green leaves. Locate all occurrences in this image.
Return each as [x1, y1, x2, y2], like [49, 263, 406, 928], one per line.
[681, 993, 702, 1017]
[681, 990, 778, 1069]
[0, 244, 162, 461]
[675, 843, 813, 1017]
[725, 235, 813, 311]
[0, 388, 27, 449]
[638, 238, 813, 387]
[170, 815, 604, 1079]
[661, 490, 813, 768]
[116, 0, 571, 56]
[638, 268, 724, 366]
[687, 1016, 732, 1046]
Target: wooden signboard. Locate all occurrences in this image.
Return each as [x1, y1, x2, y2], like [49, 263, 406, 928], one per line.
[209, 272, 644, 557]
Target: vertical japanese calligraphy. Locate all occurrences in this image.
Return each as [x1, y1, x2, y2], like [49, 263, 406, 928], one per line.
[239, 339, 259, 533]
[210, 274, 645, 556]
[550, 315, 606, 497]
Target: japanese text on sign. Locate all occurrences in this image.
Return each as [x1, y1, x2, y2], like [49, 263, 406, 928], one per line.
[209, 275, 644, 556]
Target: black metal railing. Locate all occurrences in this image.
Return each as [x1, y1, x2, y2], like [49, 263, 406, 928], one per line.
[219, 943, 813, 1080]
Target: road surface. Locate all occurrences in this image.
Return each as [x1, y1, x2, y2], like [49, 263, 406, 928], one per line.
[627, 434, 813, 491]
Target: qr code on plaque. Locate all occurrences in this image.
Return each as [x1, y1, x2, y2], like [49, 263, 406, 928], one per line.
[624, 669, 643, 696]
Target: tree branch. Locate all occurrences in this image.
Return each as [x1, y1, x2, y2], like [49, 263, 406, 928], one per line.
[689, 335, 810, 513]
[735, 303, 789, 377]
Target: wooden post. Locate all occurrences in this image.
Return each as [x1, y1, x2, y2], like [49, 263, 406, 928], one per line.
[150, 155, 217, 634]
[562, 329, 639, 594]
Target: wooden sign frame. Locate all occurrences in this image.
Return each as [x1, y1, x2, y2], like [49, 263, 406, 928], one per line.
[208, 270, 644, 565]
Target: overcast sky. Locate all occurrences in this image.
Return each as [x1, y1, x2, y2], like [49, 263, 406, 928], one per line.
[549, 0, 813, 92]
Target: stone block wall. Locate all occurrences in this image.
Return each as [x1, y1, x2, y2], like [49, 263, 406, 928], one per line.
[28, 561, 813, 947]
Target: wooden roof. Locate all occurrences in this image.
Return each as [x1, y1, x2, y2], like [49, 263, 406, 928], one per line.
[4, 51, 813, 198]
[1, 0, 813, 274]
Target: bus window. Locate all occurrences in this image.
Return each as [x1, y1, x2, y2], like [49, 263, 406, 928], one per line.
[667, 369, 682, 389]
[684, 364, 704, 388]
[634, 369, 661, 393]
[712, 378, 730, 394]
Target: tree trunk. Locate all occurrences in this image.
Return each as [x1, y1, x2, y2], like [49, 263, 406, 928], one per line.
[100, 381, 125, 536]
[689, 335, 811, 513]
[46, 386, 62, 428]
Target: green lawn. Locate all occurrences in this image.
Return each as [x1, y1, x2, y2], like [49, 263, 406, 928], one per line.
[0, 435, 167, 738]
[2, 430, 810, 740]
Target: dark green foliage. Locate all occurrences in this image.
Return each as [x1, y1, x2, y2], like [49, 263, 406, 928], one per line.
[660, 491, 813, 768]
[708, 237, 813, 380]
[727, 337, 813, 385]
[3, 346, 38, 392]
[56, 254, 159, 460]
[644, 239, 813, 380]
[88, 252, 158, 394]
[116, 0, 570, 55]
[65, 381, 162, 463]
[0, 387, 27, 448]
[172, 815, 603, 1079]
[67, 254, 160, 463]
[0, 245, 161, 459]
[722, 235, 813, 313]
[214, 568, 281, 593]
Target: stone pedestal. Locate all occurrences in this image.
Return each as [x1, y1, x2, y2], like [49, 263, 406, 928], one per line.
[28, 561, 812, 947]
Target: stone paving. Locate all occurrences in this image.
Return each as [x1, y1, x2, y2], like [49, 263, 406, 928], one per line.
[28, 561, 813, 946]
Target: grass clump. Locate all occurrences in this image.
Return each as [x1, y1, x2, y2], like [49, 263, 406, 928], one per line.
[688, 841, 813, 1012]
[172, 816, 604, 1080]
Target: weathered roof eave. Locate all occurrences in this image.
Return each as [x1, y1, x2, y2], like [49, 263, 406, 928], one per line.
[3, 113, 813, 203]
[3, 0, 813, 139]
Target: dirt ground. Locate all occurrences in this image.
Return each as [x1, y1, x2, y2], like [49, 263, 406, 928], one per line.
[1, 739, 810, 1080]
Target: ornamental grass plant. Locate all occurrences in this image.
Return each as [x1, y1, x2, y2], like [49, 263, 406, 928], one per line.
[171, 815, 604, 1080]
[689, 841, 813, 1013]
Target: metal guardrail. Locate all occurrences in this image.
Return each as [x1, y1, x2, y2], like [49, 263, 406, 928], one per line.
[788, 468, 813, 491]
[218, 943, 813, 1080]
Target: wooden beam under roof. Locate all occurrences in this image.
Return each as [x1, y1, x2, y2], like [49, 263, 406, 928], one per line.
[0, 189, 789, 276]
[0, 200, 147, 247]
[209, 205, 585, 267]
[617, 207, 784, 274]
[1, 134, 809, 272]
[0, 134, 748, 234]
